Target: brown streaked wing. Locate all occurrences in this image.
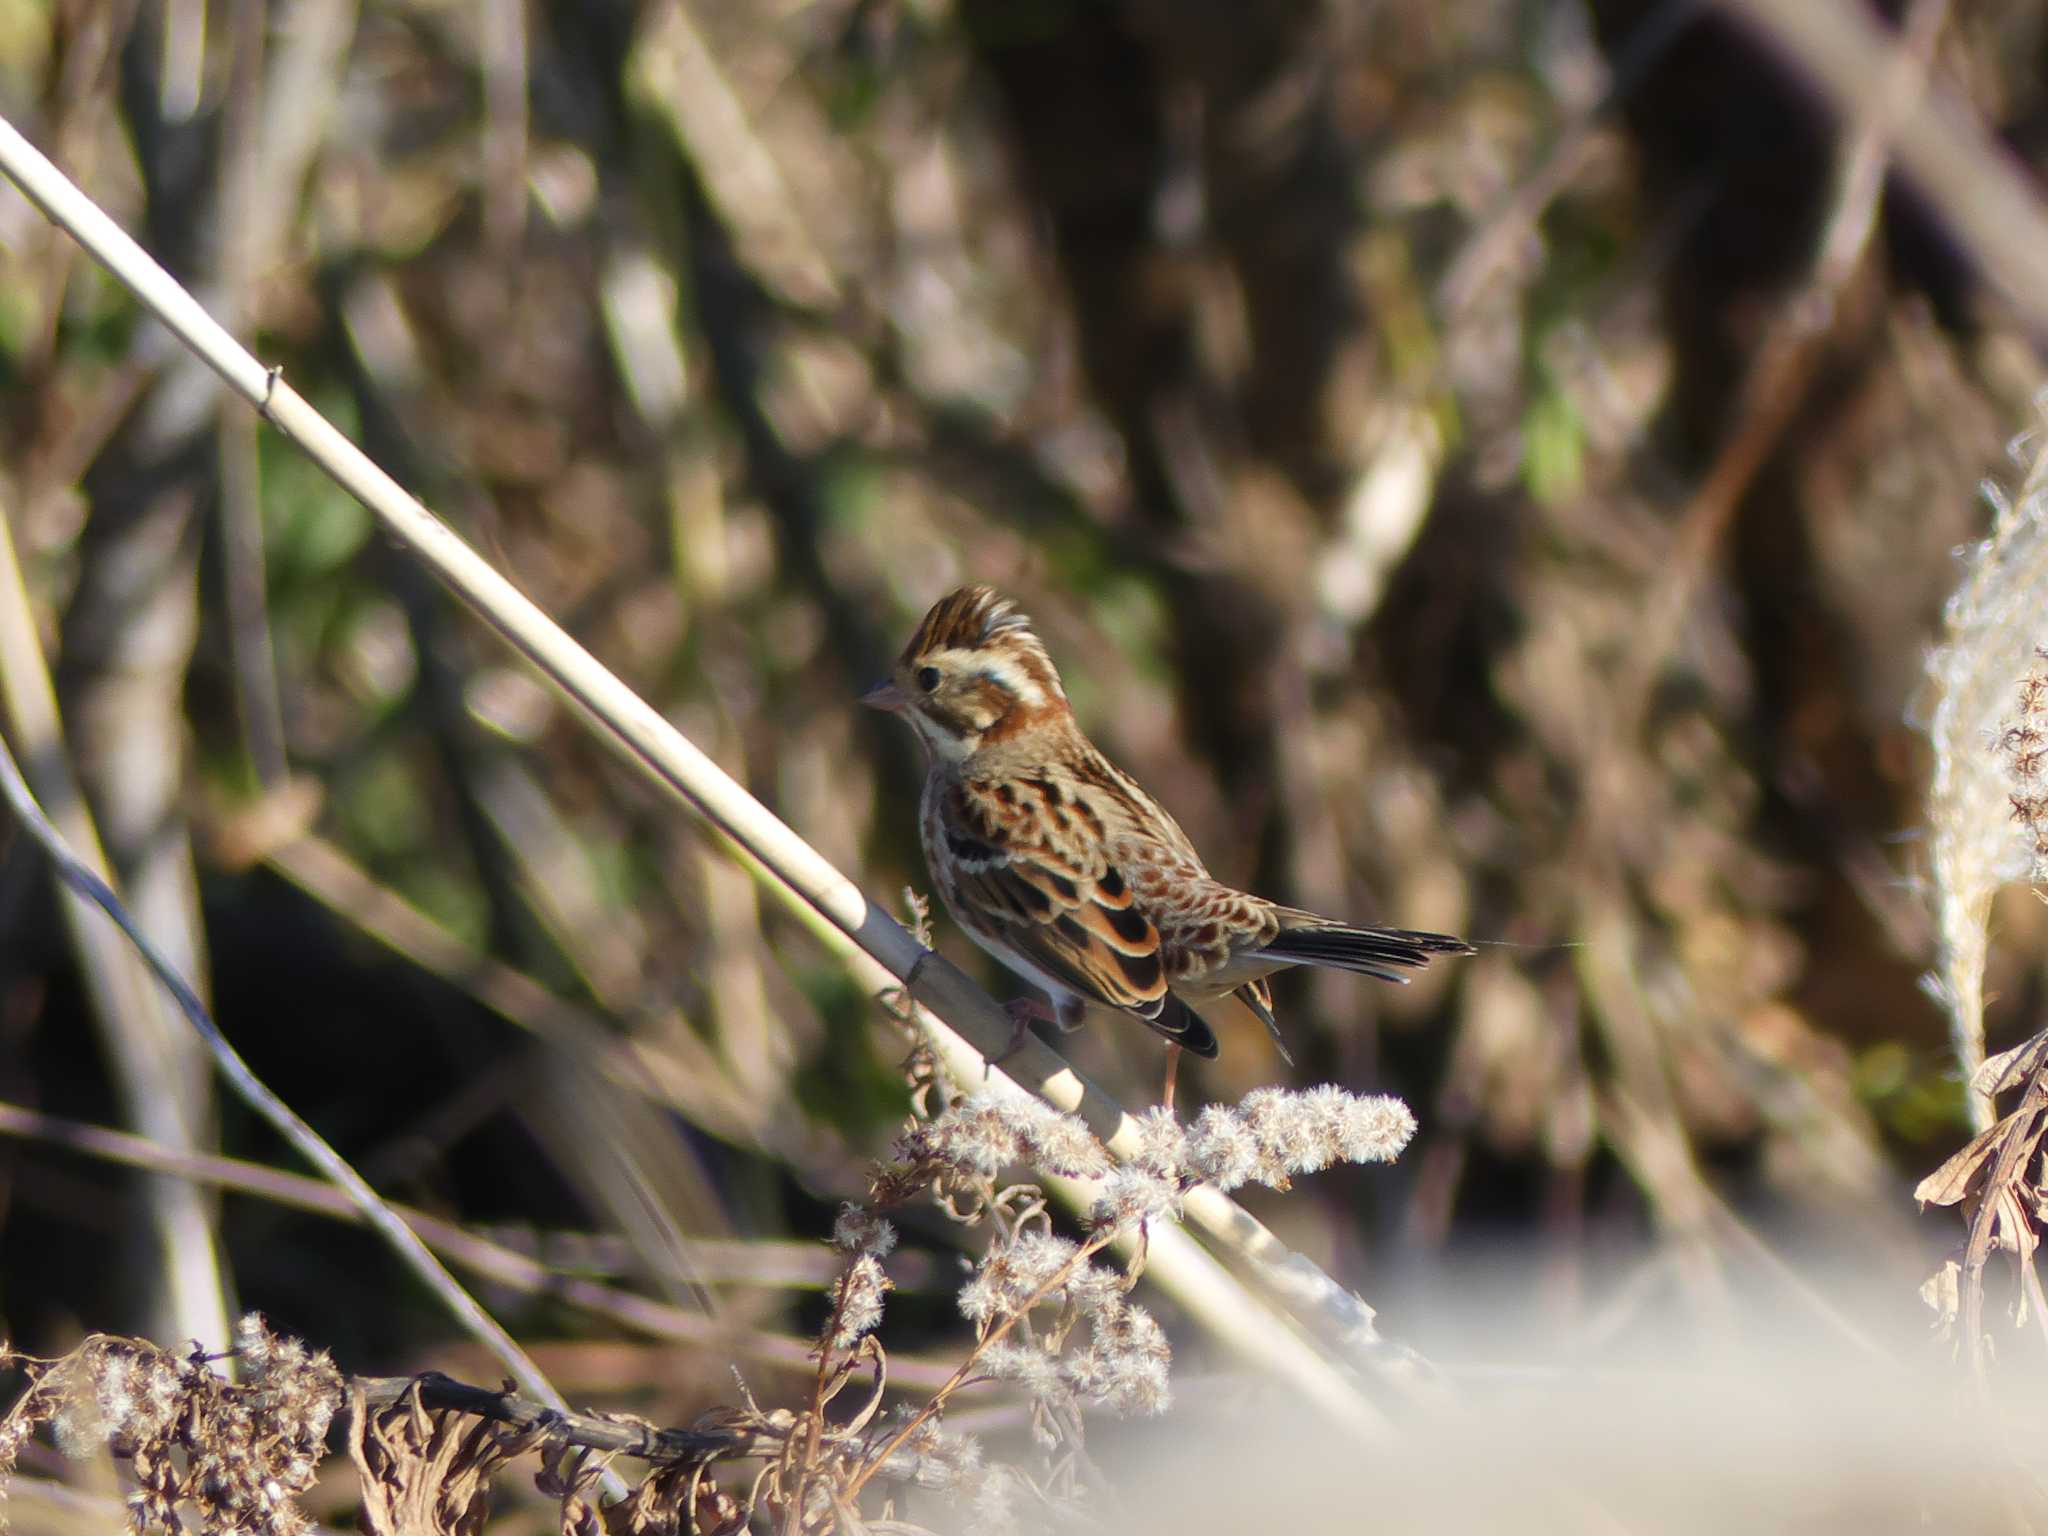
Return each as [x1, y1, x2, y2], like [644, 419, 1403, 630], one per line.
[1070, 749, 1207, 870]
[944, 780, 1173, 1020]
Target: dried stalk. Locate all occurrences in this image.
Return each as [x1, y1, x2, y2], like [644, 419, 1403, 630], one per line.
[0, 487, 230, 1358]
[0, 724, 585, 1446]
[0, 1099, 955, 1390]
[347, 1373, 950, 1487]
[1711, 0, 2048, 333]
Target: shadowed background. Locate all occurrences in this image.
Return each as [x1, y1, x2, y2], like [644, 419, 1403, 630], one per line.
[0, 0, 2040, 1519]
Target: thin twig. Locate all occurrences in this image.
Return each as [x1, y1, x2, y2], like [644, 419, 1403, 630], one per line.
[1615, 0, 1955, 730]
[349, 1373, 954, 1488]
[1710, 0, 2048, 331]
[0, 1099, 955, 1390]
[0, 485, 231, 1359]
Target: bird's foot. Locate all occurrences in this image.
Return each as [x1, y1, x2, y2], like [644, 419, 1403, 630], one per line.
[989, 996, 1058, 1069]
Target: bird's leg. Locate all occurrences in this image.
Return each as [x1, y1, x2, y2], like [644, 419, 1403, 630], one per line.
[990, 996, 1058, 1068]
[1161, 1042, 1183, 1115]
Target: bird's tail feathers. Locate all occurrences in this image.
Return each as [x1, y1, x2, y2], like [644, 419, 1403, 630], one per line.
[1141, 997, 1220, 1058]
[1260, 921, 1473, 983]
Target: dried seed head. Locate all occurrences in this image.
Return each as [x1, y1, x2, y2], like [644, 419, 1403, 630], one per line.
[23, 1323, 339, 1536]
[832, 1204, 898, 1258]
[829, 1255, 891, 1352]
[1061, 1302, 1171, 1417]
[1088, 1166, 1184, 1232]
[894, 1091, 1109, 1183]
[2005, 650, 2048, 883]
[979, 1341, 1069, 1406]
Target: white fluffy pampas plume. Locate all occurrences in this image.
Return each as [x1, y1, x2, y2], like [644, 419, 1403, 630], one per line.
[1924, 400, 2048, 1130]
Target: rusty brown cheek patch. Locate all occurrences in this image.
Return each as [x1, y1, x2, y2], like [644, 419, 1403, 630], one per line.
[976, 697, 1057, 746]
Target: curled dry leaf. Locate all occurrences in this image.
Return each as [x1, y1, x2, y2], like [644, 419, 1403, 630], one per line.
[1973, 1030, 2048, 1099]
[616, 1459, 747, 1536]
[1915, 1024, 2048, 1363]
[1915, 1121, 2008, 1208]
[1922, 1257, 1963, 1328]
[349, 1380, 543, 1536]
[536, 1442, 616, 1536]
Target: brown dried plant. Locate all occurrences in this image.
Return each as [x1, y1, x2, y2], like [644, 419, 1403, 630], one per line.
[350, 1380, 544, 1536]
[0, 1315, 341, 1536]
[0, 1054, 1420, 1534]
[1926, 441, 2048, 1127]
[781, 1045, 1418, 1532]
[1920, 647, 2048, 1366]
[1918, 1026, 2048, 1370]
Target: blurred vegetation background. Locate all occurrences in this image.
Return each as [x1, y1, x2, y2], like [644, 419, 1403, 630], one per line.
[0, 0, 2040, 1505]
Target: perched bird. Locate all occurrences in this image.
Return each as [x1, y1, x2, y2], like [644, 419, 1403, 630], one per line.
[864, 585, 1471, 1106]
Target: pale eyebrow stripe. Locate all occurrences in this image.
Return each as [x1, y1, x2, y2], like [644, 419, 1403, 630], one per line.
[973, 657, 1043, 705]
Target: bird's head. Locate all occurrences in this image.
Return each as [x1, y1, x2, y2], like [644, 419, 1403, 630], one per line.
[863, 586, 1070, 764]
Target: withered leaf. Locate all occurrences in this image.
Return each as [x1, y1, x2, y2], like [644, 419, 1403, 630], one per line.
[1916, 1122, 2008, 1206]
[1921, 1257, 1961, 1328]
[1992, 1186, 2042, 1260]
[350, 1381, 540, 1536]
[1972, 1029, 2048, 1099]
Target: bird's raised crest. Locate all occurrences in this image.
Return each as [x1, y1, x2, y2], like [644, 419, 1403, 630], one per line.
[903, 586, 1064, 704]
[904, 585, 1035, 660]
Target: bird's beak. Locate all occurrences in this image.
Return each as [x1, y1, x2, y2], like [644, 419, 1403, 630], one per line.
[861, 680, 909, 712]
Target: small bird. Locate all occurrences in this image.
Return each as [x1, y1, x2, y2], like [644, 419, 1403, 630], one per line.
[864, 585, 1472, 1107]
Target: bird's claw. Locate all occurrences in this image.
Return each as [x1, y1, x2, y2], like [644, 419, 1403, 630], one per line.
[987, 997, 1057, 1072]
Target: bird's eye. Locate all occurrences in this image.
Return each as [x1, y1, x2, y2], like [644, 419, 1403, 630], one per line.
[916, 665, 942, 693]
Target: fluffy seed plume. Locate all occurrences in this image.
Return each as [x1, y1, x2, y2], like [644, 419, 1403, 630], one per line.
[959, 1233, 1083, 1327]
[2000, 648, 2048, 881]
[829, 1255, 891, 1353]
[1924, 419, 2048, 1127]
[893, 1091, 1110, 1182]
[1061, 1302, 1171, 1417]
[833, 1204, 898, 1258]
[1094, 1087, 1416, 1227]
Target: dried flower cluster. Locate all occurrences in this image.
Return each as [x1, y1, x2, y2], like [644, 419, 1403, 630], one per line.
[972, 1232, 1172, 1424]
[1925, 438, 2048, 1116]
[1095, 1088, 1418, 1230]
[839, 1083, 1142, 1529]
[0, 1067, 1416, 1536]
[832, 1072, 1420, 1531]
[880, 1090, 1110, 1206]
[825, 1204, 899, 1356]
[2002, 647, 2048, 879]
[1, 1314, 341, 1536]
[827, 1204, 901, 1359]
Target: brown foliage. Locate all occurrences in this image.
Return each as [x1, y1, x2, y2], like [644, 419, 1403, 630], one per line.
[0, 1319, 340, 1536]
